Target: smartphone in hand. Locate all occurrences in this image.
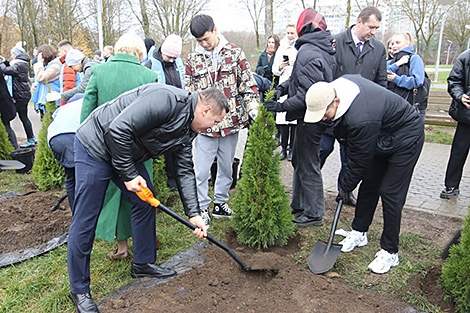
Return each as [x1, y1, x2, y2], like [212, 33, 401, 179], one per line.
[283, 55, 289, 62]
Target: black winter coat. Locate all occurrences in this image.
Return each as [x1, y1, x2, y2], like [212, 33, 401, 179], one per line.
[0, 67, 16, 123]
[280, 30, 336, 121]
[335, 75, 423, 192]
[76, 84, 200, 216]
[0, 51, 31, 100]
[333, 25, 387, 87]
[448, 49, 470, 124]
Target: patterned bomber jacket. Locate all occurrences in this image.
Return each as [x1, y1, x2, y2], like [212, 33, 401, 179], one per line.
[185, 37, 260, 137]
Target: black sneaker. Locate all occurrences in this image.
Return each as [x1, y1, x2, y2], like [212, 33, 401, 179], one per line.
[292, 214, 323, 227]
[212, 202, 232, 218]
[440, 187, 459, 199]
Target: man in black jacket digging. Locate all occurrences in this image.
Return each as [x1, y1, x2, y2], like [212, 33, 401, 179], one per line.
[306, 75, 424, 274]
[67, 85, 227, 313]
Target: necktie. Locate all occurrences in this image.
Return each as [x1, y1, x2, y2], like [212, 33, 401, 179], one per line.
[357, 42, 363, 54]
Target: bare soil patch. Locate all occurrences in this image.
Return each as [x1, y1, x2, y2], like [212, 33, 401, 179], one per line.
[0, 188, 460, 312]
[0, 190, 71, 255]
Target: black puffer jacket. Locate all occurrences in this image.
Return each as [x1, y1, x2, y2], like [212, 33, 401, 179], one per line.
[278, 30, 336, 121]
[335, 75, 423, 192]
[76, 84, 200, 216]
[0, 67, 16, 123]
[448, 49, 470, 124]
[333, 25, 387, 87]
[0, 51, 31, 100]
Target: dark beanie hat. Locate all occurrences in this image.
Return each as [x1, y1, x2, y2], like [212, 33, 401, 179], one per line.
[296, 8, 327, 37]
[144, 37, 155, 53]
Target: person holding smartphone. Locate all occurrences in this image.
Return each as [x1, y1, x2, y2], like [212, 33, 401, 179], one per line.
[272, 23, 298, 161]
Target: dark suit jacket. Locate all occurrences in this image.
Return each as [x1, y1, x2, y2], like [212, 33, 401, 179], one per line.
[333, 25, 387, 87]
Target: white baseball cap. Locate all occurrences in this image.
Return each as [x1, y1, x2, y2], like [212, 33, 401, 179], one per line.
[304, 81, 336, 123]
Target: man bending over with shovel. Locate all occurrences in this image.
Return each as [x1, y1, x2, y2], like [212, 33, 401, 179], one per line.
[67, 84, 227, 313]
[305, 74, 423, 274]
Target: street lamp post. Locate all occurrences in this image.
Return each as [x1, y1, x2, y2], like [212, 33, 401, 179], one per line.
[446, 40, 453, 65]
[466, 25, 470, 50]
[435, 0, 456, 82]
[97, 0, 104, 53]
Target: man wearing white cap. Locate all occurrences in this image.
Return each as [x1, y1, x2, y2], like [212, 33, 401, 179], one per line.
[306, 74, 424, 274]
[46, 48, 101, 103]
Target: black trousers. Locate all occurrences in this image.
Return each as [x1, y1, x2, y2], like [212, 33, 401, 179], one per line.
[444, 122, 470, 188]
[351, 133, 424, 253]
[291, 121, 325, 218]
[279, 124, 296, 150]
[14, 98, 34, 139]
[2, 119, 17, 149]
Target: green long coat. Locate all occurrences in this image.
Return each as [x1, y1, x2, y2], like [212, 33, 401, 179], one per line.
[81, 53, 158, 242]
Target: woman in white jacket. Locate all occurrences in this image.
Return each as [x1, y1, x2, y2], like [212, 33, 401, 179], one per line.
[272, 23, 298, 161]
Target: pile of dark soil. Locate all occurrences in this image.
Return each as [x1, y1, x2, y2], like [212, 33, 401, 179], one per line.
[101, 233, 415, 313]
[0, 190, 71, 255]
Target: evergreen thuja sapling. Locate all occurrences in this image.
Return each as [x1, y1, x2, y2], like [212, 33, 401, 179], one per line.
[231, 90, 295, 249]
[442, 213, 470, 312]
[152, 156, 170, 204]
[32, 101, 65, 190]
[0, 118, 14, 160]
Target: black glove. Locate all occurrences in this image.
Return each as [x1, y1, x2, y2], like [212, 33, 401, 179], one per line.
[276, 82, 288, 97]
[257, 67, 266, 76]
[338, 188, 349, 203]
[273, 90, 282, 101]
[263, 100, 283, 112]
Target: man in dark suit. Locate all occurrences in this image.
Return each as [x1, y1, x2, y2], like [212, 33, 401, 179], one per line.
[320, 6, 387, 206]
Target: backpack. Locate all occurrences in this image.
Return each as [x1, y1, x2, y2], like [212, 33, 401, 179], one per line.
[412, 71, 431, 113]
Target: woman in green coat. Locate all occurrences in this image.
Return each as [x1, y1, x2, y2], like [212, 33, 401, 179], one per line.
[81, 33, 158, 259]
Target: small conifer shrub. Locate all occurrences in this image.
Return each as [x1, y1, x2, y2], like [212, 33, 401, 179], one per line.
[32, 101, 65, 190]
[152, 156, 170, 204]
[0, 117, 14, 160]
[442, 211, 470, 312]
[231, 91, 295, 249]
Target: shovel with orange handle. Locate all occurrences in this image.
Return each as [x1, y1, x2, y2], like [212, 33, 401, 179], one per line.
[135, 184, 257, 272]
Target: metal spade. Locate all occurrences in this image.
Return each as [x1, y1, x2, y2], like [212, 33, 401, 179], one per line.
[136, 185, 271, 273]
[308, 199, 343, 274]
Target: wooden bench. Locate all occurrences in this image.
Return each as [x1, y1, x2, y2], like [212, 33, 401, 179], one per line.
[425, 90, 456, 127]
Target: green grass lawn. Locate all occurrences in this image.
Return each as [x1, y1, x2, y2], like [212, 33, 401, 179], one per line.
[426, 68, 450, 86]
[0, 157, 456, 312]
[0, 172, 232, 313]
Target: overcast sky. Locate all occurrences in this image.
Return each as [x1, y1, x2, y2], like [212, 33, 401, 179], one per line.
[204, 0, 257, 32]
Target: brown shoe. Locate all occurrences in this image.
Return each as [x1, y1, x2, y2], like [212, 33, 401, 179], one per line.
[107, 249, 129, 261]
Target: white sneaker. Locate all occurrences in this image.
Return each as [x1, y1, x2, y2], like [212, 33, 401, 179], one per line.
[201, 209, 211, 230]
[367, 249, 399, 274]
[339, 229, 368, 252]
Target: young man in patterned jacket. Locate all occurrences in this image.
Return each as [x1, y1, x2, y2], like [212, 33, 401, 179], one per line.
[185, 14, 260, 228]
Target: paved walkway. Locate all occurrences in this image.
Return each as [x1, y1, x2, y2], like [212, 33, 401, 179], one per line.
[15, 105, 469, 219]
[279, 140, 469, 219]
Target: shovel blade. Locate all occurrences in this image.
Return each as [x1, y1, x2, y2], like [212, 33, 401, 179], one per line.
[0, 160, 25, 170]
[307, 240, 342, 274]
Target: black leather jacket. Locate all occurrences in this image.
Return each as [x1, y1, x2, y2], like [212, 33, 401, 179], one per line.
[0, 51, 31, 100]
[448, 49, 470, 124]
[76, 83, 200, 216]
